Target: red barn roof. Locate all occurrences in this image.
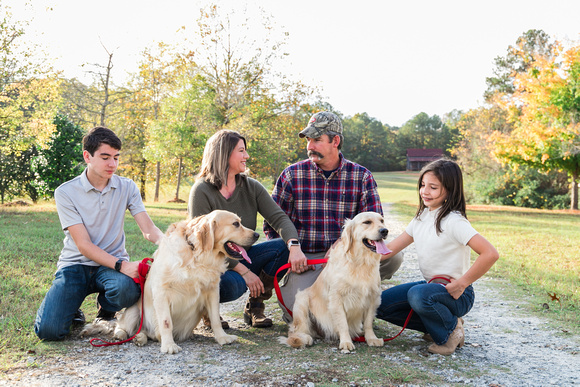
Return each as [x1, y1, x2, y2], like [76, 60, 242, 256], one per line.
[406, 148, 444, 157]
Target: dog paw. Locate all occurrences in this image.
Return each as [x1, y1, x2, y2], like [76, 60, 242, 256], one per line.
[161, 342, 182, 354]
[339, 340, 355, 353]
[79, 322, 113, 338]
[134, 332, 148, 347]
[366, 337, 384, 347]
[215, 334, 238, 345]
[113, 328, 128, 341]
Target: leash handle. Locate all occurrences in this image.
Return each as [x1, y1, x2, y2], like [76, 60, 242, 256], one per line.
[89, 257, 153, 347]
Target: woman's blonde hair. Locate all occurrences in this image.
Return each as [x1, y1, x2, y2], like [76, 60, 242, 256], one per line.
[197, 129, 247, 189]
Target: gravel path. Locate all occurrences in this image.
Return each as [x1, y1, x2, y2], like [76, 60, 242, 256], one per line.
[3, 205, 579, 386]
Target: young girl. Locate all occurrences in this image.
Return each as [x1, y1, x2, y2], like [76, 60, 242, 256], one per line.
[377, 158, 499, 355]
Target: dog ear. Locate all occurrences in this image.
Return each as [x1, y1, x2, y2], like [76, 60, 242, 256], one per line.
[196, 217, 215, 253]
[342, 218, 354, 253]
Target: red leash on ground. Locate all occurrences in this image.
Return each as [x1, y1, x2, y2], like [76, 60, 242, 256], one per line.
[89, 257, 153, 347]
[274, 260, 451, 343]
[353, 275, 452, 342]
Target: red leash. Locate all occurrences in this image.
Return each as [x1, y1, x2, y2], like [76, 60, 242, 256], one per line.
[274, 261, 451, 343]
[274, 258, 329, 318]
[89, 257, 153, 347]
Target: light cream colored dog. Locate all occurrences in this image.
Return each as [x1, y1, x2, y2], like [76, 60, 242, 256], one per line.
[280, 211, 392, 353]
[113, 210, 258, 354]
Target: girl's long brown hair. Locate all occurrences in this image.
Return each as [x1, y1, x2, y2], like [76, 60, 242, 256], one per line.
[415, 158, 467, 234]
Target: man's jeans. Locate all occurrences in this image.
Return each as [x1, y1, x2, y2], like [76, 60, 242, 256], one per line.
[34, 264, 140, 341]
[219, 238, 288, 303]
[376, 280, 474, 345]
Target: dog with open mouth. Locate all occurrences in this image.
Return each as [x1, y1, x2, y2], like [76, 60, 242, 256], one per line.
[279, 211, 391, 353]
[113, 210, 258, 353]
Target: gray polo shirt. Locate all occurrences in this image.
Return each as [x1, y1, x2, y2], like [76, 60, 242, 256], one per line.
[54, 169, 146, 270]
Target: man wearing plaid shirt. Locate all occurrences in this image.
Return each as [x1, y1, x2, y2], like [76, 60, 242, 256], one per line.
[264, 111, 403, 322]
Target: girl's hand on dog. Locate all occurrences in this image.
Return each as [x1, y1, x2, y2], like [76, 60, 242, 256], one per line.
[243, 271, 265, 297]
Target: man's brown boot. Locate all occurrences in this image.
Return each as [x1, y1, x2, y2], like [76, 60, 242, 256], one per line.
[243, 271, 276, 328]
[201, 311, 229, 330]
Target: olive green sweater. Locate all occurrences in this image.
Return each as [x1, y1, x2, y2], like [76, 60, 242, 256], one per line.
[188, 175, 299, 268]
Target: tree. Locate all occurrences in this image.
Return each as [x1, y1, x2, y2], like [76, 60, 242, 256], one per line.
[145, 73, 219, 202]
[0, 5, 59, 202]
[342, 113, 397, 171]
[490, 41, 580, 210]
[484, 29, 554, 102]
[34, 114, 84, 198]
[127, 43, 198, 201]
[394, 112, 456, 169]
[191, 4, 288, 126]
[59, 45, 130, 130]
[156, 3, 317, 184]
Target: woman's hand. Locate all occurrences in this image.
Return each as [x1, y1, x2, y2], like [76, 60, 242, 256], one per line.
[289, 245, 309, 273]
[242, 271, 264, 297]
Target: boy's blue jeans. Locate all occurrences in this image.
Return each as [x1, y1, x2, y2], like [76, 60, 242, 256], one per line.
[376, 280, 475, 345]
[34, 264, 140, 341]
[219, 238, 288, 302]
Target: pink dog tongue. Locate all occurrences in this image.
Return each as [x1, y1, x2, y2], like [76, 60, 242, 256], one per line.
[374, 240, 392, 255]
[230, 243, 252, 264]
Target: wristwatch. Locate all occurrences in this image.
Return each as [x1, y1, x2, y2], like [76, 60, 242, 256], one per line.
[287, 239, 300, 250]
[114, 259, 124, 272]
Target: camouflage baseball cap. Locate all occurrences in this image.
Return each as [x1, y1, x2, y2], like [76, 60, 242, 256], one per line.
[299, 111, 343, 138]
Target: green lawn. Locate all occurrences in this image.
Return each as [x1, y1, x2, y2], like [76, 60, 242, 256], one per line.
[1, 172, 578, 370]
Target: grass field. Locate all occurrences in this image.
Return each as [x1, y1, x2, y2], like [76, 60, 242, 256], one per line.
[1, 171, 578, 371]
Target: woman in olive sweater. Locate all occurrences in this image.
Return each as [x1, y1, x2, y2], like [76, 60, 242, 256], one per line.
[188, 130, 308, 328]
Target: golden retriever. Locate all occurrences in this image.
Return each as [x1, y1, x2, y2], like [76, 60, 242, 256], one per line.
[280, 211, 391, 353]
[113, 210, 259, 354]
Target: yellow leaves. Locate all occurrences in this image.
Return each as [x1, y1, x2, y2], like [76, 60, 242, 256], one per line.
[541, 153, 550, 163]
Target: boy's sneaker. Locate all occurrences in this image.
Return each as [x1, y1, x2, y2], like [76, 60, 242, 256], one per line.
[95, 303, 117, 322]
[72, 309, 86, 326]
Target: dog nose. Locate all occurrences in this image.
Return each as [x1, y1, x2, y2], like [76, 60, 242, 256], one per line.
[379, 228, 389, 238]
[252, 232, 259, 240]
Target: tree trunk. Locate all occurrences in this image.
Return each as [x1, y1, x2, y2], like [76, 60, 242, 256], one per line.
[139, 160, 147, 201]
[571, 170, 579, 210]
[175, 157, 183, 201]
[99, 51, 114, 127]
[154, 162, 160, 202]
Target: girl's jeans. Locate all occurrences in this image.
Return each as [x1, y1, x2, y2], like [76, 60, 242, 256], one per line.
[376, 280, 475, 345]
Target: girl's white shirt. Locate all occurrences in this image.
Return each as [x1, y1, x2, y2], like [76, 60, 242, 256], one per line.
[406, 208, 478, 282]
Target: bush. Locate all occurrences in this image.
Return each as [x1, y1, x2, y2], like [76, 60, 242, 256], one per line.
[466, 166, 570, 209]
[34, 114, 85, 198]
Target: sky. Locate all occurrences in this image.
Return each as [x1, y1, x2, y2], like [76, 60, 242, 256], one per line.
[7, 0, 580, 127]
